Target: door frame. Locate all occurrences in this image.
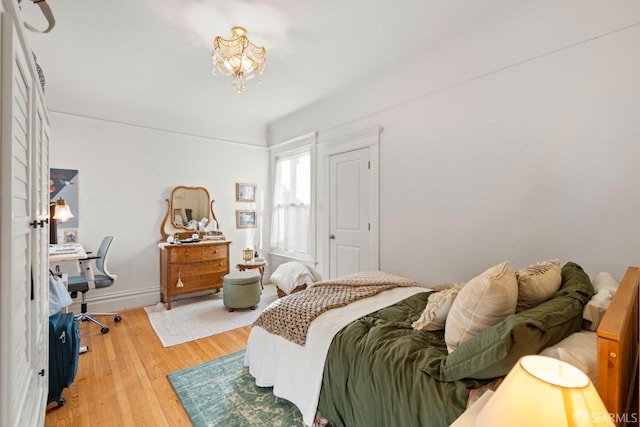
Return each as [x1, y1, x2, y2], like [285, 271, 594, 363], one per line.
[317, 126, 382, 280]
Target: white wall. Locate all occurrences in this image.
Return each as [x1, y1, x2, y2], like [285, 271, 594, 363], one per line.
[269, 26, 640, 283]
[50, 113, 268, 312]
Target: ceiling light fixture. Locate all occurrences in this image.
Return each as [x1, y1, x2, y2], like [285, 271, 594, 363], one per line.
[212, 26, 266, 93]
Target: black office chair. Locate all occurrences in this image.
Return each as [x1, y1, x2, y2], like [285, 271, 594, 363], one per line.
[67, 236, 122, 334]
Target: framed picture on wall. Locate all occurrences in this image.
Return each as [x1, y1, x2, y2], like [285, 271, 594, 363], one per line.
[63, 229, 79, 243]
[236, 183, 256, 202]
[236, 210, 257, 228]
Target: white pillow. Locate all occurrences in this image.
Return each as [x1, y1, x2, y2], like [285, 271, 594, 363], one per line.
[515, 259, 562, 312]
[445, 261, 518, 353]
[412, 284, 463, 331]
[592, 271, 619, 293]
[541, 330, 598, 384]
[582, 272, 620, 331]
[269, 261, 321, 294]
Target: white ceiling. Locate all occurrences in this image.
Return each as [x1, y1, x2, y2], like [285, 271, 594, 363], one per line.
[18, 1, 640, 146]
[16, 0, 510, 145]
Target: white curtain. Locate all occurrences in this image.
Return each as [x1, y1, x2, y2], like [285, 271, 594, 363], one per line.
[270, 150, 311, 257]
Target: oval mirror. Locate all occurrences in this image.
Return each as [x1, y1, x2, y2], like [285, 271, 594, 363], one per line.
[171, 186, 210, 230]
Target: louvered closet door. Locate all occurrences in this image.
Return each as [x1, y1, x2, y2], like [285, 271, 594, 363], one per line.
[0, 9, 48, 427]
[30, 66, 51, 418]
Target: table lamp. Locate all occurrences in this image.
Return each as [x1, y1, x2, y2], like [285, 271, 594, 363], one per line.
[474, 355, 614, 426]
[49, 197, 74, 244]
[53, 197, 74, 222]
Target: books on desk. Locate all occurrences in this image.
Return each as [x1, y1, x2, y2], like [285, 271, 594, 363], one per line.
[49, 245, 80, 255]
[50, 249, 79, 255]
[49, 244, 86, 261]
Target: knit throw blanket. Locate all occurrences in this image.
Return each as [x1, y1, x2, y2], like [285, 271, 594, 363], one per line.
[253, 271, 417, 346]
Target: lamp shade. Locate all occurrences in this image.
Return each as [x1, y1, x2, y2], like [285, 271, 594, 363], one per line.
[475, 355, 614, 427]
[53, 197, 74, 222]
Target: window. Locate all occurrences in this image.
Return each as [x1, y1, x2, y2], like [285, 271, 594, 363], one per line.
[270, 147, 312, 258]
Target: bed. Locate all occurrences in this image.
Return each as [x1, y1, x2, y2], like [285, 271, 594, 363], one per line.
[245, 263, 639, 427]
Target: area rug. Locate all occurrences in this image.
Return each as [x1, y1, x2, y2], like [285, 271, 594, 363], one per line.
[145, 284, 278, 347]
[168, 350, 302, 427]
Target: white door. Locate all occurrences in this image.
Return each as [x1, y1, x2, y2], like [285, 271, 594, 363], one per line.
[0, 7, 49, 427]
[329, 147, 371, 278]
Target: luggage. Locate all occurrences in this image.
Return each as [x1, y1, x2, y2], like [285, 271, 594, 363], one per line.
[48, 311, 80, 406]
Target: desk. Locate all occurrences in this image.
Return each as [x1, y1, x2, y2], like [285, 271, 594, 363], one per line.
[236, 260, 267, 289]
[49, 244, 96, 289]
[49, 243, 87, 263]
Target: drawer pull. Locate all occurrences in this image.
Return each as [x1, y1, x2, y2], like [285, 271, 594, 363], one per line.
[176, 269, 184, 288]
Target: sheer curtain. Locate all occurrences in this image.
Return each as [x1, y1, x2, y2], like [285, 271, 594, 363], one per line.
[270, 149, 311, 257]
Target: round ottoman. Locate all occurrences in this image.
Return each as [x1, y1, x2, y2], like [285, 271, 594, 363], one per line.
[223, 270, 262, 312]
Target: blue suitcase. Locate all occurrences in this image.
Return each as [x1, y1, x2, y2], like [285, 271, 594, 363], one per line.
[48, 311, 80, 406]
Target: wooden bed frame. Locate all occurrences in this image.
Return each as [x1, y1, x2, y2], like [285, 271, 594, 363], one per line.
[597, 266, 639, 426]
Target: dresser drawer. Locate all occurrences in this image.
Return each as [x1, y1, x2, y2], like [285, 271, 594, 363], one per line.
[169, 272, 226, 293]
[169, 259, 228, 281]
[167, 246, 202, 263]
[202, 244, 228, 261]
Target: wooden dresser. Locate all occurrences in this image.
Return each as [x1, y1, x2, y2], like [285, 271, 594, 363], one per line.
[159, 240, 231, 309]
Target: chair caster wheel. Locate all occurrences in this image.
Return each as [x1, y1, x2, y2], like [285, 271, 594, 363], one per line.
[114, 315, 122, 322]
[100, 327, 110, 334]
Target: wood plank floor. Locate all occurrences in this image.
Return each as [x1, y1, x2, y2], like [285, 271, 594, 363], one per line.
[44, 307, 251, 427]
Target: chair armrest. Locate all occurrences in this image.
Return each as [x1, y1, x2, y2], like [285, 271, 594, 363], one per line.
[77, 258, 99, 290]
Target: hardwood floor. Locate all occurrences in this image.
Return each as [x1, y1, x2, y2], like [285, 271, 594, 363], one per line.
[44, 307, 251, 426]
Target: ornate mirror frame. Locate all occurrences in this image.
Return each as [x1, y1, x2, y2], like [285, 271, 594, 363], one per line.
[160, 186, 221, 240]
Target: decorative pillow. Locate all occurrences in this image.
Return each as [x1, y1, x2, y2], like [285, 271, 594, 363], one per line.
[515, 259, 562, 312]
[541, 330, 598, 383]
[423, 261, 595, 381]
[269, 261, 321, 295]
[444, 261, 518, 353]
[412, 283, 463, 331]
[582, 272, 620, 331]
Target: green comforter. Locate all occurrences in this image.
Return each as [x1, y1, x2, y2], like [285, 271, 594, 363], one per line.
[317, 262, 593, 427]
[317, 291, 481, 427]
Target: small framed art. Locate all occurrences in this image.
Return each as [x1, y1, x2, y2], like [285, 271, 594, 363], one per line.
[236, 210, 257, 228]
[63, 229, 79, 243]
[236, 183, 256, 202]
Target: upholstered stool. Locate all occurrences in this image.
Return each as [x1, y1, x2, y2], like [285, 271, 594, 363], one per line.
[223, 270, 261, 312]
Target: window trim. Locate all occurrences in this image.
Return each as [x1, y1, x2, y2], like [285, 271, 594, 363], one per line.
[268, 132, 317, 263]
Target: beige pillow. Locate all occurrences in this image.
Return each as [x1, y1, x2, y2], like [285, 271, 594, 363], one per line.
[445, 261, 518, 353]
[515, 259, 562, 312]
[412, 284, 463, 331]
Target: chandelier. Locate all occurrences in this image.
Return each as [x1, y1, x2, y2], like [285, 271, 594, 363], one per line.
[212, 26, 266, 93]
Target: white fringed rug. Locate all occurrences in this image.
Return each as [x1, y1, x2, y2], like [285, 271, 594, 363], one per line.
[144, 284, 278, 347]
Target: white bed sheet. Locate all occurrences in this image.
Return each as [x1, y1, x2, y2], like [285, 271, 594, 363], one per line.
[244, 286, 430, 426]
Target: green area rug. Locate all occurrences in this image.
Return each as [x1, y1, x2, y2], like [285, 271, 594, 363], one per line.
[168, 350, 303, 427]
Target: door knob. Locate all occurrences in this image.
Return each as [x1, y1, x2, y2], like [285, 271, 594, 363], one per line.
[329, 234, 335, 240]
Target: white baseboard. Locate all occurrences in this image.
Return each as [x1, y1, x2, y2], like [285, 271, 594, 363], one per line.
[67, 286, 225, 314]
[68, 286, 159, 314]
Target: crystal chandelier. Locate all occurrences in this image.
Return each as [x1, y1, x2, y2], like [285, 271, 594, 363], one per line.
[212, 26, 266, 93]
